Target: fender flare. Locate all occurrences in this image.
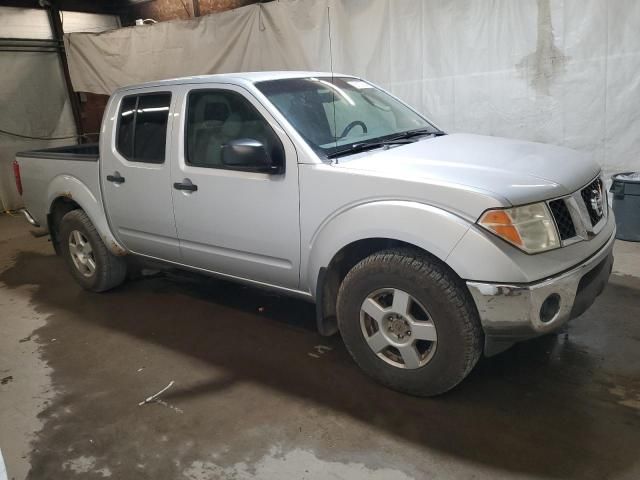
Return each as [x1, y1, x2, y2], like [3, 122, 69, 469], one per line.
[46, 174, 126, 256]
[304, 200, 472, 296]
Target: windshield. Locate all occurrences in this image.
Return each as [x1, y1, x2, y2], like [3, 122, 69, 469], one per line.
[255, 77, 438, 159]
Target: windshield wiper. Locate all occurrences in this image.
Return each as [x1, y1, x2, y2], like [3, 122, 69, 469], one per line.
[391, 128, 446, 141]
[326, 129, 445, 159]
[326, 138, 413, 159]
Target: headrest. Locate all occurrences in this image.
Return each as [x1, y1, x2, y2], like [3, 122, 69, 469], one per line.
[221, 113, 243, 137]
[204, 102, 230, 123]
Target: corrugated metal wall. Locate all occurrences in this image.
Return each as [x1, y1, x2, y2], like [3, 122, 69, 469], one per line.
[0, 7, 119, 211]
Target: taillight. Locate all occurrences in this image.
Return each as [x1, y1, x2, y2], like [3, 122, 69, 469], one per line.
[13, 159, 23, 195]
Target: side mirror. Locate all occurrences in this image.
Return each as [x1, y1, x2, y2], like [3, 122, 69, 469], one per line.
[221, 138, 282, 174]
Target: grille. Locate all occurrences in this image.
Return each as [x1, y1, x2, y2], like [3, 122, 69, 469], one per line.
[549, 199, 576, 240]
[580, 178, 605, 226]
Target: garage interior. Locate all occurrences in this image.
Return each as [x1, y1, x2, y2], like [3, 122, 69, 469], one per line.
[1, 1, 639, 479]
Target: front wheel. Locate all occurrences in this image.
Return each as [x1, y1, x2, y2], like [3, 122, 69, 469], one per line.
[337, 249, 483, 396]
[59, 209, 127, 292]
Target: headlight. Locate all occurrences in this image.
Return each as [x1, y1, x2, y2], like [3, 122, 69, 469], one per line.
[478, 202, 560, 254]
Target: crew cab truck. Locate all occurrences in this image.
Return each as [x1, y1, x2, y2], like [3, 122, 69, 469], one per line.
[15, 72, 615, 396]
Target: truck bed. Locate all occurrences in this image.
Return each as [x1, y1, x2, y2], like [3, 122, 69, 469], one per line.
[16, 143, 102, 229]
[17, 143, 99, 161]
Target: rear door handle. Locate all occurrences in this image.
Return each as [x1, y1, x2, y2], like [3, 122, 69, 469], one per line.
[173, 179, 198, 192]
[106, 172, 125, 184]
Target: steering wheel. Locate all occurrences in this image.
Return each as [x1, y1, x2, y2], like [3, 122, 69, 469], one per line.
[339, 120, 368, 139]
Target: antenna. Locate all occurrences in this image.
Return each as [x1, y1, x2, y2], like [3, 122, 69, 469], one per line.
[327, 5, 338, 164]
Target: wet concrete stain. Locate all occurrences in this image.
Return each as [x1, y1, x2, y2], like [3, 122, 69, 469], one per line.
[182, 446, 417, 480]
[1, 250, 639, 479]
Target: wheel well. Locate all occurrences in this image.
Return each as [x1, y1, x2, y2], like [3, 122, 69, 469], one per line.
[316, 238, 429, 336]
[47, 197, 81, 254]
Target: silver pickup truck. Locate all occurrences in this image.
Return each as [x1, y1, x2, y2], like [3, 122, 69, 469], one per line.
[14, 72, 614, 396]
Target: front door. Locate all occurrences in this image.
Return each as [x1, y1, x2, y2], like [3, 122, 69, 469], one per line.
[101, 90, 181, 261]
[169, 84, 300, 289]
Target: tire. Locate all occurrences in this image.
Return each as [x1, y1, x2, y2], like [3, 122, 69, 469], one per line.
[337, 248, 483, 396]
[59, 209, 127, 292]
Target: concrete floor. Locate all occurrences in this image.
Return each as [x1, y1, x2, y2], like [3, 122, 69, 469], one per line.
[1, 212, 639, 480]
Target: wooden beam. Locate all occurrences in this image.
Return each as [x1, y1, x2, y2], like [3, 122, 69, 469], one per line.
[0, 0, 153, 15]
[47, 2, 84, 139]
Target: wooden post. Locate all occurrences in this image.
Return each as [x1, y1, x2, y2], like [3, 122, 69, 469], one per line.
[47, 1, 84, 141]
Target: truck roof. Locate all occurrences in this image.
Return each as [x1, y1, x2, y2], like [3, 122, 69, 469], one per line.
[117, 71, 353, 92]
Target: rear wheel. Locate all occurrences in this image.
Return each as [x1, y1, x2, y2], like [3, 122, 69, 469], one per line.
[337, 248, 483, 396]
[59, 210, 127, 292]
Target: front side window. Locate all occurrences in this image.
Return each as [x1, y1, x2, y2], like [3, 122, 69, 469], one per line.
[116, 93, 171, 164]
[185, 89, 284, 169]
[256, 77, 438, 158]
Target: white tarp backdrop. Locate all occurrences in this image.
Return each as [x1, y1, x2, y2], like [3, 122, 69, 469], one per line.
[61, 0, 640, 179]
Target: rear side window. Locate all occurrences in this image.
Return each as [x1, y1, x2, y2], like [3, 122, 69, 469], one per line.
[116, 93, 171, 164]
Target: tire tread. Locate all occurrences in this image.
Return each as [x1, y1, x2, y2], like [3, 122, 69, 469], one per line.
[337, 248, 483, 396]
[59, 209, 127, 292]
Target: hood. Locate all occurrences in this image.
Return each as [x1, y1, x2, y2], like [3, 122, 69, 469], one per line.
[335, 133, 601, 206]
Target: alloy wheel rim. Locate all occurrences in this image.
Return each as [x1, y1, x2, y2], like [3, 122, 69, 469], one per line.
[360, 288, 437, 369]
[68, 230, 96, 277]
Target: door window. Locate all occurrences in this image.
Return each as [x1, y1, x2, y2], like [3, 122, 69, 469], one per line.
[185, 90, 283, 169]
[116, 93, 171, 164]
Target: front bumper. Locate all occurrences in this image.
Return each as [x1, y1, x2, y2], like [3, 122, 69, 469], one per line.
[467, 232, 615, 355]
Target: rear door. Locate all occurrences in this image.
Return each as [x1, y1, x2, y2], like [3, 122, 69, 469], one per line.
[168, 84, 300, 289]
[101, 89, 181, 261]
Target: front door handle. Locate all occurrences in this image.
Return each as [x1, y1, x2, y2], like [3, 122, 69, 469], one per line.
[173, 179, 198, 192]
[106, 172, 125, 184]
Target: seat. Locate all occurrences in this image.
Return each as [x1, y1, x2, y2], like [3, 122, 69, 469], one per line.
[200, 113, 244, 166]
[190, 93, 280, 168]
[284, 93, 334, 146]
[190, 99, 230, 167]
